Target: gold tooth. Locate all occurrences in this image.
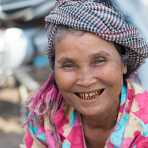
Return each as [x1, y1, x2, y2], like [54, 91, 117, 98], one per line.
[85, 93, 88, 98]
[79, 89, 102, 100]
[97, 90, 101, 95]
[83, 94, 85, 99]
[90, 93, 93, 97]
[90, 92, 94, 97]
[80, 93, 83, 99]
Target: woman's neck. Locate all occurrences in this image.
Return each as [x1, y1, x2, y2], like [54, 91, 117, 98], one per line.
[84, 127, 112, 148]
[81, 105, 118, 129]
[81, 105, 119, 148]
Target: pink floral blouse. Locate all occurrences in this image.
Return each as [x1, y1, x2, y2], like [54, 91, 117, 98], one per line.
[23, 79, 148, 148]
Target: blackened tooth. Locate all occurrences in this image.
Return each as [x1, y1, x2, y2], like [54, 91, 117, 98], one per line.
[76, 92, 80, 97]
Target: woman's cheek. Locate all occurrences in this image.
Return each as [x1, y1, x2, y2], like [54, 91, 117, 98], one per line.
[55, 69, 77, 89]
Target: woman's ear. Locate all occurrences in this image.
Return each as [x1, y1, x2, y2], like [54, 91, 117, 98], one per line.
[123, 64, 127, 74]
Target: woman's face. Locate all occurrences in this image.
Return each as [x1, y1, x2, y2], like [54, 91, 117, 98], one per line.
[54, 31, 126, 117]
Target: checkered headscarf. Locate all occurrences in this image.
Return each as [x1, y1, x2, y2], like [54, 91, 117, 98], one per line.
[45, 0, 148, 75]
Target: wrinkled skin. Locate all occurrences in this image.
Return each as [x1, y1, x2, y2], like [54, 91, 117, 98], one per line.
[54, 31, 127, 147]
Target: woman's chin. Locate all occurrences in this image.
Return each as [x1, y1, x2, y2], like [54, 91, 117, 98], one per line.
[78, 105, 108, 117]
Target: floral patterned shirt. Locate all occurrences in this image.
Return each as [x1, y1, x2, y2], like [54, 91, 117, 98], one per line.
[24, 79, 148, 148]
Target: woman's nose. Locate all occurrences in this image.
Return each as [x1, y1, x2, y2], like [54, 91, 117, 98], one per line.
[76, 68, 97, 87]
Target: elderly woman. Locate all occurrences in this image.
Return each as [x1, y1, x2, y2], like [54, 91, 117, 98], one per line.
[24, 0, 148, 147]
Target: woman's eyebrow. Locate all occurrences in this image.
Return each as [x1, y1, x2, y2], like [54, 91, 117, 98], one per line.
[88, 51, 111, 58]
[56, 57, 75, 64]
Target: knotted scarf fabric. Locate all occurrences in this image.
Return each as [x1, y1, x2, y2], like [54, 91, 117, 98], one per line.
[45, 0, 148, 74]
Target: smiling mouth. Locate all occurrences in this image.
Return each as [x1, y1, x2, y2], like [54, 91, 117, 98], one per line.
[75, 89, 104, 100]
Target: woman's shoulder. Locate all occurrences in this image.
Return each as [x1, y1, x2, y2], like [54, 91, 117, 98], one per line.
[127, 78, 148, 124]
[127, 76, 145, 93]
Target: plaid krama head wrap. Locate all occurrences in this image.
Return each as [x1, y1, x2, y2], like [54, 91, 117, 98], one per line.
[45, 0, 148, 76]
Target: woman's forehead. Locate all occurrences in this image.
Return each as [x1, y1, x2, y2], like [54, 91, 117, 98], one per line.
[55, 32, 120, 60]
[55, 31, 113, 47]
[55, 28, 85, 43]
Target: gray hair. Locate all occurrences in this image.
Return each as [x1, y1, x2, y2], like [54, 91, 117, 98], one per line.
[52, 25, 129, 77]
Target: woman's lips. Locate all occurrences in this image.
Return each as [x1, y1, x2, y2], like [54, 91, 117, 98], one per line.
[75, 89, 104, 100]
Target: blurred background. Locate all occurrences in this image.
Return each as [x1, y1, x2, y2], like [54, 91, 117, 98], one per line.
[0, 0, 55, 147]
[113, 0, 148, 90]
[0, 0, 148, 147]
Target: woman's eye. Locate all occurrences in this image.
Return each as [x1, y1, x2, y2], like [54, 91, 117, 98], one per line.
[93, 57, 105, 65]
[61, 63, 76, 69]
[91, 57, 106, 66]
